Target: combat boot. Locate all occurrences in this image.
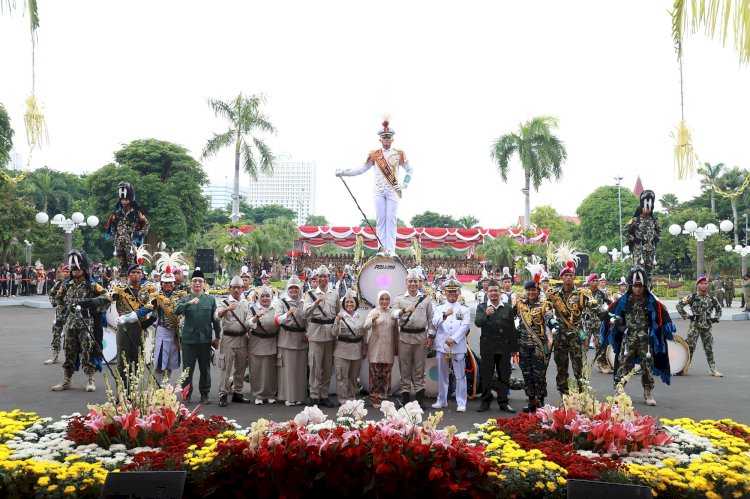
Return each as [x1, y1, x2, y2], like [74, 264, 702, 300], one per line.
[399, 391, 411, 407]
[522, 398, 537, 413]
[709, 364, 724, 377]
[51, 374, 72, 391]
[86, 374, 96, 392]
[644, 388, 656, 406]
[44, 350, 60, 365]
[415, 389, 427, 410]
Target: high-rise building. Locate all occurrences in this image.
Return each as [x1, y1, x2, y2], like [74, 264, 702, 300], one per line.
[202, 183, 249, 211]
[245, 153, 316, 225]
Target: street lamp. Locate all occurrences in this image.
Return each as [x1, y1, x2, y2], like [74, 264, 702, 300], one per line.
[669, 219, 733, 278]
[614, 175, 624, 252]
[23, 239, 32, 266]
[725, 243, 750, 277]
[598, 245, 629, 262]
[36, 211, 99, 261]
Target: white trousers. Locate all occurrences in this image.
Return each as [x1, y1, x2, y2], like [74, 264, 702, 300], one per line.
[436, 352, 467, 407]
[375, 190, 399, 253]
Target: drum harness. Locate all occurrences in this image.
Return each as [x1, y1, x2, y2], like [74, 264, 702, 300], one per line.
[221, 299, 250, 337]
[399, 295, 428, 333]
[307, 290, 337, 326]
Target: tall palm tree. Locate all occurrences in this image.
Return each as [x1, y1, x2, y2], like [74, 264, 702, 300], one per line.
[201, 93, 276, 223]
[659, 193, 680, 214]
[490, 116, 567, 229]
[698, 162, 725, 213]
[457, 215, 480, 229]
[717, 167, 747, 245]
[23, 167, 72, 214]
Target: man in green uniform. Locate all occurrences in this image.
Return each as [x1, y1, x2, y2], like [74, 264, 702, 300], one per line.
[676, 275, 723, 377]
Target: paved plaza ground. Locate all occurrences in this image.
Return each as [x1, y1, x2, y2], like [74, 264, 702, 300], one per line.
[0, 302, 748, 430]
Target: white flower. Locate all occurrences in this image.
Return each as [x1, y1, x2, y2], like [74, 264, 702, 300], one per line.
[379, 400, 398, 418]
[294, 405, 327, 426]
[337, 400, 368, 420]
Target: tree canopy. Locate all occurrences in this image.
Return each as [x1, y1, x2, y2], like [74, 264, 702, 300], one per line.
[410, 211, 457, 228]
[576, 186, 639, 254]
[305, 214, 329, 226]
[0, 104, 13, 168]
[530, 205, 576, 243]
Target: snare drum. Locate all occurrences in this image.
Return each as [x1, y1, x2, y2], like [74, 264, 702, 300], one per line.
[356, 255, 408, 307]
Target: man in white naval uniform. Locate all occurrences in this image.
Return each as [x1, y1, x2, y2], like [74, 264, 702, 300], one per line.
[428, 277, 471, 412]
[336, 120, 414, 256]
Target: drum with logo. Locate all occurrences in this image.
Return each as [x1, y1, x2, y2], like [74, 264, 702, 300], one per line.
[356, 255, 408, 308]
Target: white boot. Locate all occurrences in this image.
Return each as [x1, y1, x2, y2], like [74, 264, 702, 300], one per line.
[44, 350, 60, 365]
[644, 388, 656, 406]
[52, 374, 72, 391]
[86, 374, 96, 392]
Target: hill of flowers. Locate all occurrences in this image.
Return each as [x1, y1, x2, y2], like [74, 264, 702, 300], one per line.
[1, 375, 749, 498]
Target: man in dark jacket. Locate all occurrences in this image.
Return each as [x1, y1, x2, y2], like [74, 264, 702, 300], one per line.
[475, 279, 518, 413]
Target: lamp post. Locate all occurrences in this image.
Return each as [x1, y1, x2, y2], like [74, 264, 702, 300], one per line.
[23, 240, 32, 266]
[614, 175, 624, 252]
[725, 243, 750, 277]
[598, 245, 629, 262]
[669, 220, 733, 278]
[36, 212, 99, 261]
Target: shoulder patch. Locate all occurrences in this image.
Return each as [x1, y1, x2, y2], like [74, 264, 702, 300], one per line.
[681, 295, 690, 303]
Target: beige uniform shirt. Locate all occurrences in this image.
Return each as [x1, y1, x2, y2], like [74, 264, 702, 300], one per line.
[333, 310, 367, 361]
[391, 292, 434, 345]
[275, 296, 308, 350]
[364, 307, 399, 364]
[302, 286, 339, 342]
[247, 303, 279, 356]
[215, 296, 249, 335]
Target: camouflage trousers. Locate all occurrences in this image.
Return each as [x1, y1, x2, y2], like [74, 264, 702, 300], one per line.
[614, 331, 654, 390]
[51, 322, 63, 352]
[686, 325, 716, 368]
[519, 339, 548, 400]
[115, 235, 134, 274]
[61, 325, 95, 376]
[553, 329, 585, 394]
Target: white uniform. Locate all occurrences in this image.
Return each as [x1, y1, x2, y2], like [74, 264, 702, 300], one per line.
[431, 300, 470, 408]
[341, 148, 414, 254]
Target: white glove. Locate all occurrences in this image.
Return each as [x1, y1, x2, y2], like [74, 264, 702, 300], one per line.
[335, 169, 345, 177]
[396, 183, 406, 191]
[117, 312, 138, 325]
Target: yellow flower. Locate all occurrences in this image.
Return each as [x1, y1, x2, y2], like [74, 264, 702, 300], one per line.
[37, 476, 50, 486]
[64, 485, 76, 494]
[47, 485, 58, 492]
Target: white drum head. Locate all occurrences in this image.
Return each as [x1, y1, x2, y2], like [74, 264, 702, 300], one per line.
[424, 356, 439, 398]
[356, 256, 408, 307]
[105, 302, 119, 329]
[606, 344, 641, 373]
[668, 336, 691, 375]
[103, 329, 117, 363]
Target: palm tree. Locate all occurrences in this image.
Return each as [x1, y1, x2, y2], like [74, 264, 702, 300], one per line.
[201, 93, 276, 223]
[698, 162, 725, 213]
[457, 215, 480, 229]
[23, 167, 72, 214]
[490, 116, 567, 229]
[717, 167, 748, 245]
[672, 0, 750, 65]
[659, 193, 680, 214]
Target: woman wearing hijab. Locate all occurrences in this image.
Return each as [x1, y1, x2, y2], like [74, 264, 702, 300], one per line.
[364, 290, 399, 408]
[333, 291, 366, 403]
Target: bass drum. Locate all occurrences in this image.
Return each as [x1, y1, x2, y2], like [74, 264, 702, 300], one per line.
[102, 328, 117, 363]
[359, 357, 401, 396]
[669, 335, 691, 375]
[424, 355, 440, 398]
[356, 255, 408, 308]
[606, 345, 642, 373]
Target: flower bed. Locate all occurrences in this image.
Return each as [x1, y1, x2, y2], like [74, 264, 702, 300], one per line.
[2, 402, 749, 498]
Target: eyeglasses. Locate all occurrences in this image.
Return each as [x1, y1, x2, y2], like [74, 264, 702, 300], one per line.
[229, 285, 242, 289]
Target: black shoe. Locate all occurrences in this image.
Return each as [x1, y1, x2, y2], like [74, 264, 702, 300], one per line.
[498, 402, 516, 413]
[200, 394, 212, 405]
[477, 401, 492, 412]
[219, 393, 227, 407]
[522, 400, 536, 413]
[319, 398, 335, 408]
[415, 389, 427, 410]
[232, 393, 252, 403]
[399, 391, 410, 406]
[307, 398, 319, 407]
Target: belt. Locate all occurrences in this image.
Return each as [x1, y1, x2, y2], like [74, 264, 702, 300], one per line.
[400, 327, 426, 334]
[310, 318, 335, 325]
[281, 324, 306, 333]
[337, 336, 362, 343]
[223, 331, 246, 337]
[251, 331, 278, 339]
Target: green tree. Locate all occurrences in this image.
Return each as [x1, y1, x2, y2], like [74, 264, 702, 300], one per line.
[576, 186, 639, 254]
[86, 139, 210, 250]
[477, 236, 518, 271]
[698, 162, 724, 213]
[202, 208, 230, 231]
[410, 211, 457, 228]
[490, 116, 567, 229]
[305, 214, 328, 226]
[21, 167, 85, 214]
[530, 205, 575, 243]
[0, 103, 13, 167]
[0, 182, 35, 263]
[457, 215, 480, 229]
[659, 193, 680, 215]
[201, 93, 276, 223]
[248, 204, 297, 225]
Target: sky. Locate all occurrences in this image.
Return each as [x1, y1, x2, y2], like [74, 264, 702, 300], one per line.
[1, 1, 749, 229]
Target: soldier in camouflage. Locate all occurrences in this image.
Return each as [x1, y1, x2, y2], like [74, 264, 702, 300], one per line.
[676, 275, 723, 377]
[722, 276, 734, 308]
[623, 190, 661, 285]
[545, 262, 595, 396]
[44, 265, 70, 365]
[711, 276, 725, 306]
[104, 182, 150, 275]
[583, 274, 613, 373]
[515, 276, 557, 413]
[51, 251, 106, 393]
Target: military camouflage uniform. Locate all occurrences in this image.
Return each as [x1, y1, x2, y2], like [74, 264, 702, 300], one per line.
[584, 288, 612, 368]
[515, 298, 555, 401]
[623, 215, 661, 282]
[723, 278, 734, 308]
[546, 286, 594, 394]
[59, 279, 106, 377]
[711, 279, 725, 305]
[110, 208, 149, 274]
[48, 279, 68, 355]
[676, 292, 722, 372]
[614, 295, 654, 390]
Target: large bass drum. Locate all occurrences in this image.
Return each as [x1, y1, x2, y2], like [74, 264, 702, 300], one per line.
[356, 255, 408, 307]
[606, 335, 690, 375]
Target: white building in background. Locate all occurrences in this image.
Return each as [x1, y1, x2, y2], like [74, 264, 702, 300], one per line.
[8, 147, 25, 171]
[245, 153, 316, 225]
[202, 154, 317, 225]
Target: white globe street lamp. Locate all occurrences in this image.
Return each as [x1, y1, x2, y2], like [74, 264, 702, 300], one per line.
[672, 219, 733, 277]
[725, 243, 750, 276]
[36, 211, 100, 261]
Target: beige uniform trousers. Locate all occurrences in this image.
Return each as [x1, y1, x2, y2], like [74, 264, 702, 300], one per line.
[335, 357, 363, 402]
[398, 340, 427, 393]
[218, 334, 249, 395]
[308, 340, 335, 399]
